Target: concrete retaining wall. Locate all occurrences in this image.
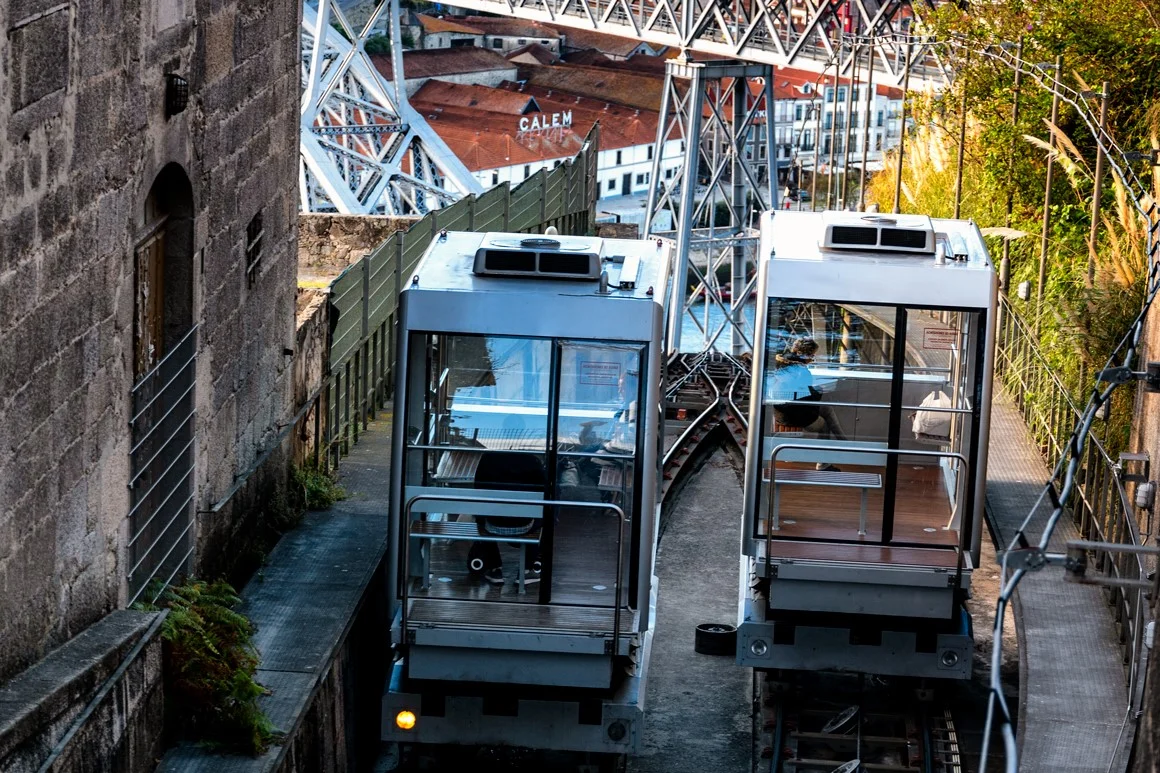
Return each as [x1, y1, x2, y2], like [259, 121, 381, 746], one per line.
[0, 611, 165, 773]
[156, 425, 392, 773]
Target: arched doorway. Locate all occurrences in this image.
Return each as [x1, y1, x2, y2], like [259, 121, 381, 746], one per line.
[128, 163, 197, 603]
[134, 163, 194, 374]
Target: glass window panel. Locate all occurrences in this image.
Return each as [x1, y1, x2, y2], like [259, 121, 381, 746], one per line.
[753, 301, 984, 550]
[897, 307, 980, 543]
[402, 333, 552, 605]
[555, 341, 643, 608]
[557, 342, 643, 454]
[400, 335, 645, 607]
[757, 300, 898, 540]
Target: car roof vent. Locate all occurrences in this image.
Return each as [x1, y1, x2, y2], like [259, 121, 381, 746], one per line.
[821, 213, 935, 254]
[473, 235, 602, 280]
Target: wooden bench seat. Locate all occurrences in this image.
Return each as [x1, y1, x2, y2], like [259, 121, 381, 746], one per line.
[410, 520, 541, 543]
[764, 466, 883, 536]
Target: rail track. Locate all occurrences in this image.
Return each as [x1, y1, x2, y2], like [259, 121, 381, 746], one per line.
[661, 352, 751, 501]
[756, 671, 963, 773]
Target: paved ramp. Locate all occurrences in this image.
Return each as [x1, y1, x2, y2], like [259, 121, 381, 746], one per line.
[631, 449, 752, 773]
[985, 392, 1128, 772]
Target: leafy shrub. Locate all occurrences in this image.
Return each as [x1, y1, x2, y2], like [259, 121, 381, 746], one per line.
[142, 579, 279, 755]
[292, 463, 346, 510]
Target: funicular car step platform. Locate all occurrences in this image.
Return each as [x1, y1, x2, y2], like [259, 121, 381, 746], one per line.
[767, 540, 960, 568]
[407, 598, 629, 634]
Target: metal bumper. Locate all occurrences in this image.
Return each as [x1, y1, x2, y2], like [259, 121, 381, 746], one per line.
[735, 607, 973, 680]
[382, 628, 654, 754]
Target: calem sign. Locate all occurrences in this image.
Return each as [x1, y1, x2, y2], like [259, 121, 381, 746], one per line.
[518, 111, 573, 133]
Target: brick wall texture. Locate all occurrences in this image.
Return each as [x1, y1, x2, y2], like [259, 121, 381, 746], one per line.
[0, 0, 299, 681]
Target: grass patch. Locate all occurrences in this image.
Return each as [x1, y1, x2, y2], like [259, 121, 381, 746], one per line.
[292, 462, 346, 510]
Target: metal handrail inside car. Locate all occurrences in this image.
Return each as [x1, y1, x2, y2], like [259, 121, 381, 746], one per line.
[764, 443, 970, 583]
[401, 494, 629, 653]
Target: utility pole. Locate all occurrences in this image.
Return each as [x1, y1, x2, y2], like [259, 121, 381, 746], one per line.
[827, 41, 841, 209]
[1035, 56, 1062, 334]
[858, 41, 874, 210]
[840, 40, 857, 210]
[811, 97, 822, 211]
[893, 41, 911, 214]
[1000, 37, 1023, 296]
[1086, 82, 1109, 287]
[953, 52, 969, 219]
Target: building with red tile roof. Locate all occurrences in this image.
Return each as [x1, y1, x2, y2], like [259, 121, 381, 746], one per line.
[554, 26, 661, 60]
[506, 42, 560, 66]
[563, 49, 613, 68]
[409, 79, 684, 198]
[416, 13, 485, 36]
[520, 64, 674, 112]
[370, 47, 518, 96]
[456, 16, 564, 54]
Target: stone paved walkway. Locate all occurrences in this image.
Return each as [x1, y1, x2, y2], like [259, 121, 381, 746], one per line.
[985, 391, 1128, 772]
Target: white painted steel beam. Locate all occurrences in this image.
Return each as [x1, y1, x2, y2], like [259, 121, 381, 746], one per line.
[299, 0, 483, 214]
[646, 59, 772, 354]
[445, 0, 949, 88]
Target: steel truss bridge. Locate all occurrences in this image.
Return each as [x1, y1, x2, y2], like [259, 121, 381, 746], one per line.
[300, 0, 483, 215]
[437, 0, 948, 85]
[299, 0, 948, 215]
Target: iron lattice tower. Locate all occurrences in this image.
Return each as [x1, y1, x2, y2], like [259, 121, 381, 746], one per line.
[646, 58, 775, 355]
[300, 0, 483, 214]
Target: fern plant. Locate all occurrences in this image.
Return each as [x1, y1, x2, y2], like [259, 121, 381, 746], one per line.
[139, 579, 280, 754]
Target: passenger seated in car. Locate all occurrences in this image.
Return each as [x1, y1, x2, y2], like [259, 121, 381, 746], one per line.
[766, 336, 848, 468]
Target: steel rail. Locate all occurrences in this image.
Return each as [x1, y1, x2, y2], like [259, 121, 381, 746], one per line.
[726, 371, 749, 432]
[662, 361, 723, 471]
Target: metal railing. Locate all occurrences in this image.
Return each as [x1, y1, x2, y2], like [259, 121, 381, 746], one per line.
[127, 325, 199, 604]
[995, 294, 1151, 714]
[763, 443, 971, 585]
[401, 494, 629, 654]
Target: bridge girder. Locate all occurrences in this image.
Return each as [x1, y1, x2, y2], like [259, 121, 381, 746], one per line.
[446, 0, 950, 87]
[299, 0, 483, 215]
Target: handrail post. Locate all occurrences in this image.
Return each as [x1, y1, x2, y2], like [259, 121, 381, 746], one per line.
[765, 443, 970, 578]
[401, 494, 629, 657]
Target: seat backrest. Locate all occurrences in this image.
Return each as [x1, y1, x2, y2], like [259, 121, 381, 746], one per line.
[774, 389, 821, 428]
[474, 451, 545, 493]
[474, 451, 545, 532]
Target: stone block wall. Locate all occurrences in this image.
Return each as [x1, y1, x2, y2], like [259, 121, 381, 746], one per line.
[298, 213, 415, 282]
[596, 222, 641, 239]
[0, 0, 299, 685]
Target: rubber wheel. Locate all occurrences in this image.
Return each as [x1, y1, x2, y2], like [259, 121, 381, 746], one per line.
[694, 623, 737, 656]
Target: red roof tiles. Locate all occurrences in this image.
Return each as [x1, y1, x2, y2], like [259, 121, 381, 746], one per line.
[412, 80, 540, 115]
[370, 47, 516, 81]
[409, 80, 671, 172]
[415, 14, 485, 35]
[458, 16, 562, 40]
